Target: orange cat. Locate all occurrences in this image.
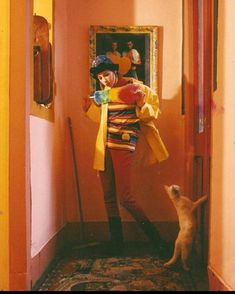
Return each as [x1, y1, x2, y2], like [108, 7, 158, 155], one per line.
[164, 185, 207, 271]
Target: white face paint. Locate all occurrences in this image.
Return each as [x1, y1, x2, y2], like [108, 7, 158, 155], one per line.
[97, 70, 118, 88]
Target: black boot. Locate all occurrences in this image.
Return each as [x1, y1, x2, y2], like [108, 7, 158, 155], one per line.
[139, 220, 169, 259]
[108, 217, 124, 255]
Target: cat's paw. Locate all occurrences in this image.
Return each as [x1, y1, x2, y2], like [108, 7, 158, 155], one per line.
[182, 264, 190, 271]
[163, 261, 174, 268]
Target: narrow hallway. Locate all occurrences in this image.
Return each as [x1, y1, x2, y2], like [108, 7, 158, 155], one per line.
[34, 241, 209, 291]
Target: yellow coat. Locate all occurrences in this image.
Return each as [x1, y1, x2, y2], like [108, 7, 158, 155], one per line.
[86, 80, 169, 171]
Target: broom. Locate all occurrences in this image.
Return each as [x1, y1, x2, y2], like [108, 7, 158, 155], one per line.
[67, 116, 100, 249]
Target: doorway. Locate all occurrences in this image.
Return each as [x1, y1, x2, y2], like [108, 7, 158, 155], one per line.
[183, 0, 214, 265]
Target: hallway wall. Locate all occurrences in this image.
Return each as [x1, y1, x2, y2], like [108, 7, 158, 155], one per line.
[63, 0, 184, 229]
[30, 0, 67, 258]
[30, 0, 184, 284]
[209, 0, 235, 290]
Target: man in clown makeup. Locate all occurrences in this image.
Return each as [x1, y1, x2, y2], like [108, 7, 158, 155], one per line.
[82, 55, 169, 257]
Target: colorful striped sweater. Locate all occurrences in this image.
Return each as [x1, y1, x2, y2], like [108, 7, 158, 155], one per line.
[107, 103, 140, 151]
[85, 78, 169, 171]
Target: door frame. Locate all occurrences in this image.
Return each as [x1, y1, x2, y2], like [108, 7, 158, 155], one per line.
[0, 0, 33, 290]
[183, 0, 214, 264]
[0, 0, 10, 289]
[9, 0, 32, 290]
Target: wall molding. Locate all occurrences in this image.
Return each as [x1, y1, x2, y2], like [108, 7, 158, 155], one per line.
[31, 225, 67, 290]
[64, 221, 179, 245]
[208, 265, 232, 291]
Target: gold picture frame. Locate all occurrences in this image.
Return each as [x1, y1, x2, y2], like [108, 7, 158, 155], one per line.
[89, 25, 161, 96]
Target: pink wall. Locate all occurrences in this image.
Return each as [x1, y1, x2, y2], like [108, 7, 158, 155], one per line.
[30, 0, 68, 257]
[64, 0, 185, 223]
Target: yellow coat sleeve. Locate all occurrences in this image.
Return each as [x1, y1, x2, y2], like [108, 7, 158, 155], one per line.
[135, 85, 160, 122]
[85, 102, 101, 123]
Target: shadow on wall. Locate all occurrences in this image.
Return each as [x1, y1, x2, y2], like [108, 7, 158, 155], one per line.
[131, 85, 185, 225]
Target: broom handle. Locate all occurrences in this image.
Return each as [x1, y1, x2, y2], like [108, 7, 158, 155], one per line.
[67, 117, 85, 243]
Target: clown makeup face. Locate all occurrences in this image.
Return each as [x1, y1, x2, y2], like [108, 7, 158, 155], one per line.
[97, 70, 118, 88]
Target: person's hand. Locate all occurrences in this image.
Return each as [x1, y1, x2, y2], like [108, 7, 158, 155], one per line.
[119, 84, 145, 106]
[135, 90, 146, 108]
[82, 96, 92, 112]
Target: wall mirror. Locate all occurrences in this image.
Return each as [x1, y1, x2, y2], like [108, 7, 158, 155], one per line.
[31, 0, 54, 121]
[33, 14, 53, 106]
[89, 25, 161, 96]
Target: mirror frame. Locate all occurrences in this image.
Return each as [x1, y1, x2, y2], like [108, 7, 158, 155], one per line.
[89, 25, 161, 95]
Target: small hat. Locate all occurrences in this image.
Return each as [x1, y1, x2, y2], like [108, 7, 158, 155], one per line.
[90, 55, 119, 79]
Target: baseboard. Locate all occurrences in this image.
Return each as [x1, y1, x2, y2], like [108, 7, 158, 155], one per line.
[208, 265, 232, 291]
[31, 225, 67, 290]
[64, 221, 179, 245]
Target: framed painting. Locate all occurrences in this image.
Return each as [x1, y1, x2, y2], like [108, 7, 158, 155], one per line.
[89, 25, 161, 96]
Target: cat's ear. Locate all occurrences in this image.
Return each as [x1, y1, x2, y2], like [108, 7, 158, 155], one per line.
[172, 185, 181, 196]
[164, 185, 171, 194]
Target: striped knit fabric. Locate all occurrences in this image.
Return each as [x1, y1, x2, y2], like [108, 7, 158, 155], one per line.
[107, 103, 140, 151]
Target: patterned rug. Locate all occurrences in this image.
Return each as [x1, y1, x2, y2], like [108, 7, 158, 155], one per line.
[36, 242, 207, 291]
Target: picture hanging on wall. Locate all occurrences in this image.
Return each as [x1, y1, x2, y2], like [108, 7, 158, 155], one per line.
[89, 25, 162, 98]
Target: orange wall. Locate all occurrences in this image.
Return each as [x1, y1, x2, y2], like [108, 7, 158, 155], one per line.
[209, 0, 235, 290]
[63, 0, 185, 224]
[31, 0, 185, 264]
[0, 0, 10, 289]
[9, 0, 32, 289]
[30, 0, 185, 261]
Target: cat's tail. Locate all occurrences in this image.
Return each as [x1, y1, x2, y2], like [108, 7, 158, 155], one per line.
[192, 195, 208, 211]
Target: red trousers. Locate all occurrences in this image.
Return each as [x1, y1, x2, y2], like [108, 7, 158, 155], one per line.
[99, 148, 148, 223]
